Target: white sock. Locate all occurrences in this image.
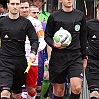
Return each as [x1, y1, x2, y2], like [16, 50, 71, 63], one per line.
[21, 89, 27, 99]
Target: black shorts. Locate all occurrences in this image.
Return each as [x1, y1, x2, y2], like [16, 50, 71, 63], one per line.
[0, 58, 27, 93]
[85, 57, 99, 88]
[49, 51, 83, 83]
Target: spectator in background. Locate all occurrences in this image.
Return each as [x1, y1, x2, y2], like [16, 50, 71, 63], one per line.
[0, 3, 5, 15]
[32, 0, 51, 99]
[32, 0, 50, 23]
[20, 1, 46, 99]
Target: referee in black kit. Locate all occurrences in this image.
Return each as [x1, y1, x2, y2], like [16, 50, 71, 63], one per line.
[0, 0, 38, 99]
[86, 1, 99, 99]
[44, 0, 88, 99]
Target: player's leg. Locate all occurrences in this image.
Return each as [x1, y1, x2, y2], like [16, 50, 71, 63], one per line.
[26, 66, 38, 99]
[49, 52, 70, 99]
[53, 83, 65, 99]
[85, 58, 99, 99]
[40, 66, 50, 99]
[0, 86, 11, 99]
[69, 77, 82, 99]
[68, 53, 83, 99]
[21, 86, 27, 99]
[0, 60, 14, 99]
[12, 89, 22, 99]
[49, 66, 67, 99]
[36, 51, 44, 99]
[51, 69, 68, 99]
[36, 67, 44, 99]
[12, 59, 27, 99]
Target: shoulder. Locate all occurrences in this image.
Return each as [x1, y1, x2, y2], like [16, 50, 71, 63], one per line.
[86, 18, 96, 25]
[0, 16, 7, 21]
[19, 16, 31, 24]
[87, 18, 95, 23]
[0, 16, 8, 26]
[51, 9, 61, 16]
[73, 9, 85, 17]
[41, 10, 50, 16]
[28, 16, 42, 26]
[48, 9, 62, 20]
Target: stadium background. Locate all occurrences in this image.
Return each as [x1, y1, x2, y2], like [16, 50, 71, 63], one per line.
[0, 0, 99, 20]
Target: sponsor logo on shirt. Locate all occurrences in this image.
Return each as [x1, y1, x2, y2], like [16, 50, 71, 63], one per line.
[4, 34, 9, 38]
[92, 35, 96, 38]
[74, 24, 80, 31]
[80, 73, 83, 77]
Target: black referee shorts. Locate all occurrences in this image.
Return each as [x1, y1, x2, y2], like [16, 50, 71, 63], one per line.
[86, 57, 99, 89]
[0, 58, 27, 93]
[49, 51, 83, 84]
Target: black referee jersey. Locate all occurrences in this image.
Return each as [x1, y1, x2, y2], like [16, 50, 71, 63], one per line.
[45, 9, 87, 59]
[0, 16, 38, 59]
[87, 18, 99, 58]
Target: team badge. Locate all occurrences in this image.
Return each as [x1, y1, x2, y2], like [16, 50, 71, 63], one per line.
[74, 24, 80, 31]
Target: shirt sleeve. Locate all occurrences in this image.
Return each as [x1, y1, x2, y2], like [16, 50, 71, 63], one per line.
[36, 22, 46, 51]
[80, 14, 87, 59]
[26, 19, 39, 55]
[44, 15, 55, 47]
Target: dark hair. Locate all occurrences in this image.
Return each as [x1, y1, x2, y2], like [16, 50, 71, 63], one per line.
[29, 4, 38, 9]
[7, 0, 10, 3]
[20, 0, 30, 3]
[32, 0, 44, 2]
[97, 1, 99, 9]
[7, 0, 21, 3]
[21, 0, 33, 6]
[7, 0, 31, 3]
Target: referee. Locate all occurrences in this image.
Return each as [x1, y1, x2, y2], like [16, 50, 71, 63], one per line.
[0, 0, 38, 99]
[86, 1, 99, 99]
[44, 0, 88, 99]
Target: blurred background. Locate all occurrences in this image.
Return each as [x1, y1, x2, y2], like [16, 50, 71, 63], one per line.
[0, 0, 99, 20]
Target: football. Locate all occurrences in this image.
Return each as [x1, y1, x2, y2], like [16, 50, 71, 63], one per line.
[53, 28, 72, 47]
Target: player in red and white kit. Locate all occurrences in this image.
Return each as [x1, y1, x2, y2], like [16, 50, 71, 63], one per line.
[20, 1, 46, 99]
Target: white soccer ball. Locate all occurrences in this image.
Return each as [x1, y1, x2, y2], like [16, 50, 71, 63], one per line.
[53, 28, 72, 47]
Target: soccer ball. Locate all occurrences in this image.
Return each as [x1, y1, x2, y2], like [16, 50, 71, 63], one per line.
[53, 28, 72, 47]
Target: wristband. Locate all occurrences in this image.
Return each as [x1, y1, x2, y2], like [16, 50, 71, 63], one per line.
[30, 50, 36, 55]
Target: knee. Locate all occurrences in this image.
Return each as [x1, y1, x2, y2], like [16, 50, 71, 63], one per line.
[1, 90, 11, 98]
[26, 86, 36, 94]
[54, 87, 64, 97]
[36, 86, 41, 91]
[90, 91, 99, 98]
[12, 93, 22, 99]
[89, 85, 99, 98]
[72, 85, 81, 94]
[44, 71, 49, 80]
[0, 87, 11, 98]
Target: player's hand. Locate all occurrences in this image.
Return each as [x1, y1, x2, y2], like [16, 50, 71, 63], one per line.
[37, 48, 41, 52]
[82, 59, 87, 71]
[29, 53, 36, 63]
[53, 42, 65, 49]
[44, 60, 49, 69]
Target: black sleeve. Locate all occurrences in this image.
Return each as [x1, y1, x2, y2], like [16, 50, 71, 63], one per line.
[44, 15, 55, 47]
[80, 14, 87, 59]
[26, 19, 39, 54]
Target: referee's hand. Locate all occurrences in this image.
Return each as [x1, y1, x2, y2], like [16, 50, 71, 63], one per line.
[29, 53, 36, 63]
[82, 59, 87, 71]
[53, 42, 65, 49]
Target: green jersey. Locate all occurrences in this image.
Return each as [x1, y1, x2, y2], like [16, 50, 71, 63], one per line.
[38, 10, 50, 23]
